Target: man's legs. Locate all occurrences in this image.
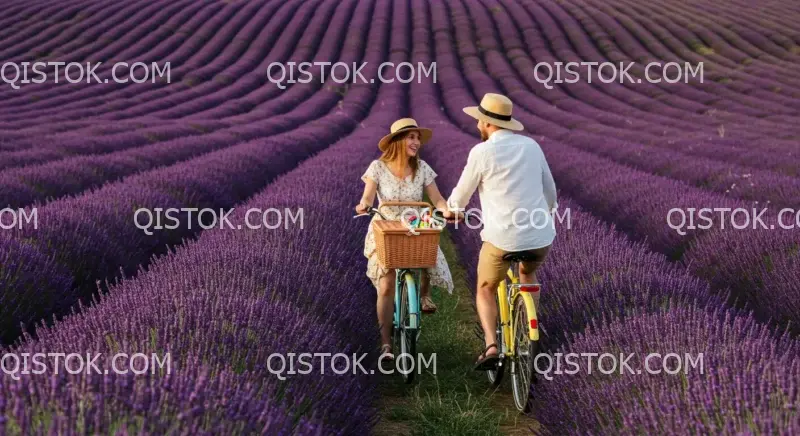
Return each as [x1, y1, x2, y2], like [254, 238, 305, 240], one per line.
[518, 245, 550, 313]
[475, 242, 511, 358]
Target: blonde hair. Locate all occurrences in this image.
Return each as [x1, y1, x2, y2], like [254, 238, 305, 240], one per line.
[379, 132, 419, 178]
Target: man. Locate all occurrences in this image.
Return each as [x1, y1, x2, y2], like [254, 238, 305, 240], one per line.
[446, 93, 558, 370]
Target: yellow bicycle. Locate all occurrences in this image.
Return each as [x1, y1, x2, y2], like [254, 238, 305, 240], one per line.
[484, 253, 541, 413]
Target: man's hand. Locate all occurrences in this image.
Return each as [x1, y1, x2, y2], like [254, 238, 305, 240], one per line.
[440, 209, 466, 223]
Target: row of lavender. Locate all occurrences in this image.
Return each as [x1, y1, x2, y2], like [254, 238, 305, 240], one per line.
[3, 0, 797, 150]
[0, 0, 217, 119]
[0, 0, 373, 206]
[419, 0, 800, 206]
[0, 0, 386, 344]
[0, 76, 378, 345]
[409, 2, 799, 432]
[0, 4, 413, 434]
[0, 2, 415, 421]
[0, 0, 323, 126]
[412, 84, 800, 436]
[0, 79, 407, 433]
[477, 0, 800, 133]
[0, 0, 357, 162]
[0, 0, 269, 115]
[0, 0, 333, 168]
[1, 0, 796, 221]
[479, 0, 800, 174]
[449, 0, 800, 167]
[421, 0, 800, 330]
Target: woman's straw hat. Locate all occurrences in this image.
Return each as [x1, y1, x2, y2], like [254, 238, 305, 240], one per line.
[378, 118, 433, 151]
[462, 93, 524, 131]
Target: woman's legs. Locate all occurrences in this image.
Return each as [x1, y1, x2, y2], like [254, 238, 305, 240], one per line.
[420, 271, 430, 298]
[377, 270, 396, 347]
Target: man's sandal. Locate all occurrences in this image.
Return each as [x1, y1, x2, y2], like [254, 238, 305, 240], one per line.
[473, 343, 500, 371]
[421, 296, 438, 314]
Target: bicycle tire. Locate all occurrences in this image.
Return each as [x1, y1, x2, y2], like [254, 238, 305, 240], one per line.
[511, 295, 538, 413]
[397, 274, 417, 384]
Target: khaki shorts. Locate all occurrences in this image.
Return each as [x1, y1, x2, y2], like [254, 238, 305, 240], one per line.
[477, 242, 550, 288]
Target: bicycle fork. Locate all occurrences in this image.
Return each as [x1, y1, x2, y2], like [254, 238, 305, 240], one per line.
[394, 269, 421, 338]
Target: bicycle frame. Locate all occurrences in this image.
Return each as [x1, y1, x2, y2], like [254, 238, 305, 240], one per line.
[354, 200, 444, 356]
[394, 268, 421, 332]
[497, 267, 539, 357]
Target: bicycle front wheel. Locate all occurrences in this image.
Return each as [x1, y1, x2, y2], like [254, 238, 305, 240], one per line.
[511, 295, 538, 412]
[395, 273, 418, 384]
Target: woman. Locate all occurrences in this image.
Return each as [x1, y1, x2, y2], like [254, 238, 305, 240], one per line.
[355, 118, 455, 357]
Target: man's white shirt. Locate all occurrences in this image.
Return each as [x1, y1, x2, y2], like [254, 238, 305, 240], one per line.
[447, 129, 557, 252]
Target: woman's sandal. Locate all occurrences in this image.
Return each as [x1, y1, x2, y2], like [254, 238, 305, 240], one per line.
[380, 344, 395, 360]
[421, 296, 438, 314]
[473, 343, 500, 371]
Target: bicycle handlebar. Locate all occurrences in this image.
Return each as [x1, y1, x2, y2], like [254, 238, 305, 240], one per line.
[353, 205, 387, 220]
[353, 203, 478, 228]
[378, 201, 433, 212]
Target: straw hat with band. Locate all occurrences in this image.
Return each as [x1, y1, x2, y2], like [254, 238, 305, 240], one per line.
[378, 118, 432, 152]
[462, 93, 524, 131]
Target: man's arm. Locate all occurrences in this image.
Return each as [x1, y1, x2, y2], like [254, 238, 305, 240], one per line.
[447, 148, 482, 212]
[541, 151, 557, 211]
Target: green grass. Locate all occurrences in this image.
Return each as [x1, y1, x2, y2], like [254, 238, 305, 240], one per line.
[373, 232, 539, 435]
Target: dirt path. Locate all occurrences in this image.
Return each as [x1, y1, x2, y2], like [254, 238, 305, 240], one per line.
[372, 231, 540, 435]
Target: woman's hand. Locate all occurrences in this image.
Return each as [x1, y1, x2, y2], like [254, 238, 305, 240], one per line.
[355, 203, 369, 215]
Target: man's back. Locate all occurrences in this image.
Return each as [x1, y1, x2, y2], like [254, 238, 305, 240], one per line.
[448, 129, 557, 252]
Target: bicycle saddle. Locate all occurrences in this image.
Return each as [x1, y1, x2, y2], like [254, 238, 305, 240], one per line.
[502, 252, 540, 263]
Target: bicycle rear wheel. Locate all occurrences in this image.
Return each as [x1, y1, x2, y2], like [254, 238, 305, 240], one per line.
[394, 274, 417, 384]
[511, 295, 538, 412]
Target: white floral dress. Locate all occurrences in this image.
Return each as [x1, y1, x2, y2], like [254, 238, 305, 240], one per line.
[361, 159, 455, 293]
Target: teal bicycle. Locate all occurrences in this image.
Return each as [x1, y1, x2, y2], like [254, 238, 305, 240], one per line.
[355, 201, 446, 384]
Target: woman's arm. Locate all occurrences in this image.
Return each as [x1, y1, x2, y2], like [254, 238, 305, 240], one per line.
[424, 181, 454, 218]
[355, 177, 378, 214]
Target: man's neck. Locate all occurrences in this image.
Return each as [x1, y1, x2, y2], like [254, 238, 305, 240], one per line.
[487, 128, 507, 139]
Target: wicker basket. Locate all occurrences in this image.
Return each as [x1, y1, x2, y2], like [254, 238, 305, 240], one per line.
[373, 220, 442, 269]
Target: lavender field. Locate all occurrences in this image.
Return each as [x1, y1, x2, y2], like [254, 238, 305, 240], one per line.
[1, 0, 799, 434]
